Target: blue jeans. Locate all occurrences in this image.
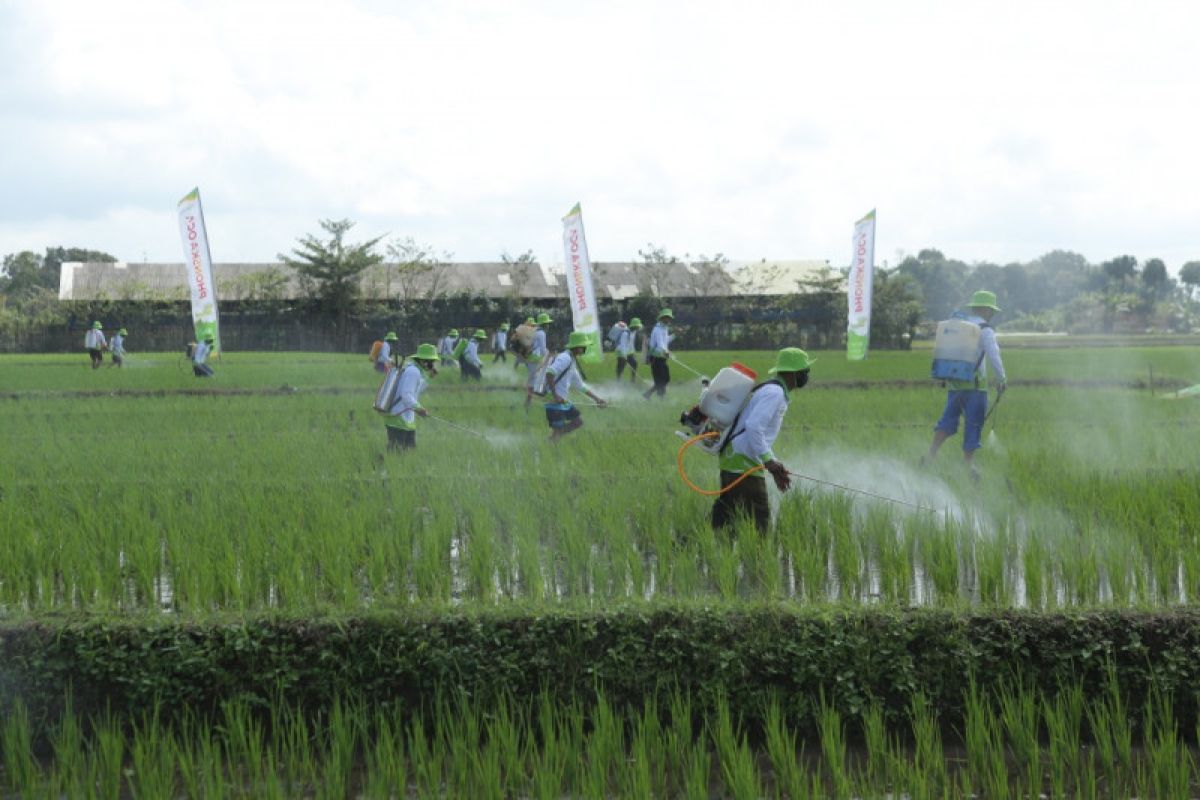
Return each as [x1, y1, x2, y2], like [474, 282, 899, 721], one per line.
[934, 390, 988, 451]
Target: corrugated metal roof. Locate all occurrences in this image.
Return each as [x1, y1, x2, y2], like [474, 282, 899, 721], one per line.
[59, 259, 834, 301]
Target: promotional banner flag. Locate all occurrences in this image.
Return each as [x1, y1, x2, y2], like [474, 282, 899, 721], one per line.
[561, 202, 602, 363]
[846, 209, 876, 361]
[177, 188, 221, 351]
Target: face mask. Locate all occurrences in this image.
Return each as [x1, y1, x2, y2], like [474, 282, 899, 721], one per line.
[794, 369, 810, 390]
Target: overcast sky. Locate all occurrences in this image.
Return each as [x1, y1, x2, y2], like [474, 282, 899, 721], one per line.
[2, 0, 1197, 272]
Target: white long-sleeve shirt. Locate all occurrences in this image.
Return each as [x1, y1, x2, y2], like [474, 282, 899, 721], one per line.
[110, 335, 125, 356]
[377, 340, 392, 365]
[85, 329, 107, 349]
[530, 328, 548, 360]
[720, 381, 789, 473]
[438, 336, 457, 356]
[388, 363, 427, 428]
[615, 328, 637, 356]
[464, 340, 482, 368]
[492, 330, 507, 350]
[545, 351, 587, 403]
[648, 324, 671, 357]
[953, 314, 1006, 389]
[193, 341, 211, 365]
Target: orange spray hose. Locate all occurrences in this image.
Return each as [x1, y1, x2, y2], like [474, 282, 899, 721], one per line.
[676, 432, 765, 496]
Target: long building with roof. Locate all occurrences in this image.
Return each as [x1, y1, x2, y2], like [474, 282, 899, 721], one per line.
[58, 259, 834, 302]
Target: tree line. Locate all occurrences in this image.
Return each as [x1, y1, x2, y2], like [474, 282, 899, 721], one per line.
[4, 221, 1200, 346]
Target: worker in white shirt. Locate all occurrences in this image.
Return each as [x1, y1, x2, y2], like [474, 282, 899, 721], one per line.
[438, 328, 459, 367]
[614, 317, 643, 382]
[491, 322, 509, 363]
[923, 290, 1008, 481]
[525, 312, 552, 407]
[85, 321, 107, 370]
[376, 331, 398, 373]
[109, 328, 127, 368]
[386, 342, 437, 450]
[712, 347, 813, 533]
[543, 330, 607, 440]
[192, 334, 215, 377]
[461, 329, 486, 381]
[642, 309, 674, 399]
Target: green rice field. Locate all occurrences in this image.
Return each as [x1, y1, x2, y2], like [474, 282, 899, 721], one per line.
[2, 345, 1198, 613]
[3, 343, 1200, 796]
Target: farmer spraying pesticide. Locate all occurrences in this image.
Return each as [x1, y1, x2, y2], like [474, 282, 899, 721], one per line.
[192, 334, 215, 378]
[524, 313, 552, 407]
[378, 342, 438, 451]
[373, 331, 398, 373]
[438, 328, 459, 367]
[543, 330, 607, 441]
[109, 328, 127, 368]
[492, 323, 509, 364]
[460, 329, 486, 381]
[643, 309, 674, 399]
[614, 318, 643, 382]
[923, 290, 1007, 481]
[85, 321, 107, 369]
[699, 348, 813, 533]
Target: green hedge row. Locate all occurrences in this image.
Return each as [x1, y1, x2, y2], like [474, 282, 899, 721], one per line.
[4, 605, 1199, 731]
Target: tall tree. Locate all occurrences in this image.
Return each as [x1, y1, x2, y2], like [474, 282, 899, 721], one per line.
[1180, 261, 1200, 301]
[280, 219, 383, 317]
[1101, 255, 1138, 287]
[1140, 258, 1169, 300]
[387, 237, 452, 302]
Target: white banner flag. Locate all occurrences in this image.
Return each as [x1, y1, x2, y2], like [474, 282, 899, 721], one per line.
[176, 188, 221, 351]
[847, 209, 876, 361]
[561, 202, 602, 363]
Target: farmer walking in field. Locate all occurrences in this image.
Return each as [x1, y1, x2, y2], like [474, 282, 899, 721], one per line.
[922, 290, 1007, 481]
[712, 347, 813, 534]
[492, 323, 509, 363]
[192, 334, 215, 377]
[109, 328, 127, 368]
[543, 330, 607, 440]
[85, 321, 107, 369]
[524, 312, 552, 407]
[643, 309, 674, 399]
[375, 331, 398, 373]
[385, 343, 437, 451]
[438, 328, 459, 367]
[615, 318, 642, 382]
[460, 329, 486, 381]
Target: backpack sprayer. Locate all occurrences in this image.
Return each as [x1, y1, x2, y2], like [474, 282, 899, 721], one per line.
[674, 362, 945, 513]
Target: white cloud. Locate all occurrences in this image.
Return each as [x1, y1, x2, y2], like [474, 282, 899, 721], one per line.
[2, 0, 1198, 270]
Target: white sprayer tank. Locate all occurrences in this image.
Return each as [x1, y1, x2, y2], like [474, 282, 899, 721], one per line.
[699, 363, 758, 427]
[931, 318, 982, 381]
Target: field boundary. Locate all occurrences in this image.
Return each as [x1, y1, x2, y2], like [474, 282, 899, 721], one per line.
[4, 606, 1199, 731]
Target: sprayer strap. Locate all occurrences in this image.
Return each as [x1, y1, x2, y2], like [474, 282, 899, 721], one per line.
[718, 380, 777, 455]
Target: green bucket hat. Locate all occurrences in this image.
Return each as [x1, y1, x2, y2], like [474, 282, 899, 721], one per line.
[118, 328, 128, 336]
[658, 309, 674, 320]
[524, 316, 535, 325]
[968, 290, 1000, 311]
[629, 317, 643, 329]
[92, 321, 103, 329]
[448, 328, 459, 337]
[535, 312, 552, 325]
[411, 343, 438, 361]
[768, 347, 814, 375]
[474, 329, 487, 339]
[566, 330, 590, 350]
[500, 322, 510, 331]
[384, 331, 398, 341]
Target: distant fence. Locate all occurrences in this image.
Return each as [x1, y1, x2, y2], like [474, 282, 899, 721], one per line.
[1, 299, 914, 355]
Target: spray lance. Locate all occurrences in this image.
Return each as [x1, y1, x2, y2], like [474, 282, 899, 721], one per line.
[675, 432, 944, 516]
